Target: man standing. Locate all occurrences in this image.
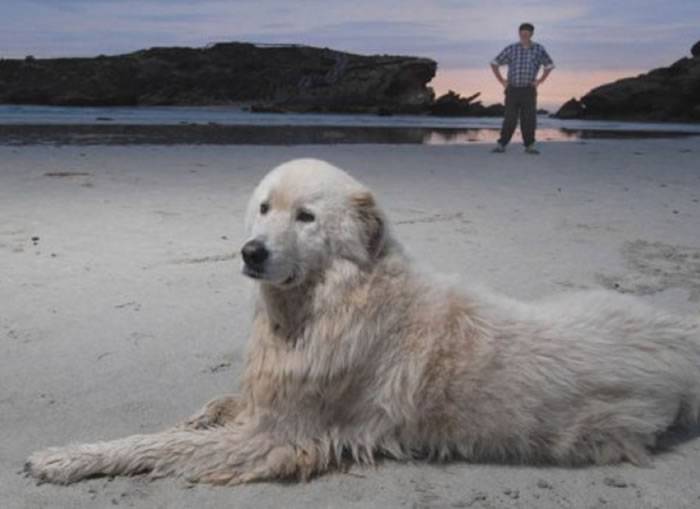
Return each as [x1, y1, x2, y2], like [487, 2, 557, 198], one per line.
[490, 23, 554, 154]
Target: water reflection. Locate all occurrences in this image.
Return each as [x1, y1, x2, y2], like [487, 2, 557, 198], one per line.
[423, 128, 694, 145]
[0, 124, 696, 146]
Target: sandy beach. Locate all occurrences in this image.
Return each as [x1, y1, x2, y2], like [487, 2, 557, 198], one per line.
[2, 139, 700, 508]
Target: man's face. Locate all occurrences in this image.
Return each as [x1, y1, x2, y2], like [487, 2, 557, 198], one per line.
[519, 29, 533, 45]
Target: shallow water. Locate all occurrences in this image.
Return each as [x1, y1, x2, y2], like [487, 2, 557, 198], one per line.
[1, 105, 699, 144]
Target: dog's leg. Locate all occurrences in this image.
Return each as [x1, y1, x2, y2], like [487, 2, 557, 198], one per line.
[181, 394, 245, 430]
[26, 425, 329, 486]
[26, 430, 185, 484]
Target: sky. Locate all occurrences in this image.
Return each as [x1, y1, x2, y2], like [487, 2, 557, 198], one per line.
[2, 0, 699, 109]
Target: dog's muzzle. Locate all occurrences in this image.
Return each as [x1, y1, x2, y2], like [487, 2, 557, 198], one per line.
[241, 239, 269, 278]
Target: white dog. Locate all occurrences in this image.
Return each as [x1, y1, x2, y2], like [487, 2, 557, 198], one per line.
[26, 158, 700, 485]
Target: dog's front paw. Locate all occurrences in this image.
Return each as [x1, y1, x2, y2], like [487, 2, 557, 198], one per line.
[182, 395, 243, 430]
[25, 447, 94, 485]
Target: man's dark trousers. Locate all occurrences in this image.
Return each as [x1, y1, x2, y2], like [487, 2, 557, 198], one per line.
[498, 85, 537, 147]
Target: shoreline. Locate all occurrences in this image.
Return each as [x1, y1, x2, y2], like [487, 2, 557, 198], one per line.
[1, 123, 698, 146]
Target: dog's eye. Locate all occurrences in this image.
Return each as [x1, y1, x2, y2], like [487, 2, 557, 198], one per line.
[296, 210, 315, 223]
[259, 203, 269, 215]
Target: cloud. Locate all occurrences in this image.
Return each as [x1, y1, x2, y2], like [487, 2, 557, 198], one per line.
[1, 0, 698, 106]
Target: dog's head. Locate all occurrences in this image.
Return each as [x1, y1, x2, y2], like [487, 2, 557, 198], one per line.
[241, 159, 386, 287]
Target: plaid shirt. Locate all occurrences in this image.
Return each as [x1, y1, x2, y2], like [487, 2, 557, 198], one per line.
[491, 42, 555, 87]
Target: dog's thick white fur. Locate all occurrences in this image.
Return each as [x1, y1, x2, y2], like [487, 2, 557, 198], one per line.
[27, 158, 700, 485]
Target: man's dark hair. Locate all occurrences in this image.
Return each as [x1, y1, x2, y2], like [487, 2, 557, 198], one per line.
[519, 22, 535, 33]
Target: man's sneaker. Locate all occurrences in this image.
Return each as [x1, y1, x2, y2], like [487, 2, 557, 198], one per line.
[492, 144, 506, 153]
[525, 145, 540, 155]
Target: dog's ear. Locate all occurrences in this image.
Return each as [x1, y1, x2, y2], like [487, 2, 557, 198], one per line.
[350, 191, 385, 259]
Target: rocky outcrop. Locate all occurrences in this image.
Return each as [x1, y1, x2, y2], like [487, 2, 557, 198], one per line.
[430, 90, 505, 117]
[554, 41, 700, 122]
[555, 98, 585, 119]
[0, 43, 436, 114]
[692, 41, 700, 58]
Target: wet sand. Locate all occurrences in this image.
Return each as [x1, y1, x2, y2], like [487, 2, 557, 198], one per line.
[0, 123, 697, 146]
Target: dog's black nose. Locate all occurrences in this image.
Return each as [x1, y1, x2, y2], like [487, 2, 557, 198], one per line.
[241, 240, 269, 267]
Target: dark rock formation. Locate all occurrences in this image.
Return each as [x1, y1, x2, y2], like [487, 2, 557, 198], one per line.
[431, 90, 480, 116]
[0, 42, 436, 114]
[692, 40, 700, 58]
[555, 98, 585, 119]
[480, 103, 506, 116]
[554, 41, 700, 122]
[430, 90, 504, 117]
